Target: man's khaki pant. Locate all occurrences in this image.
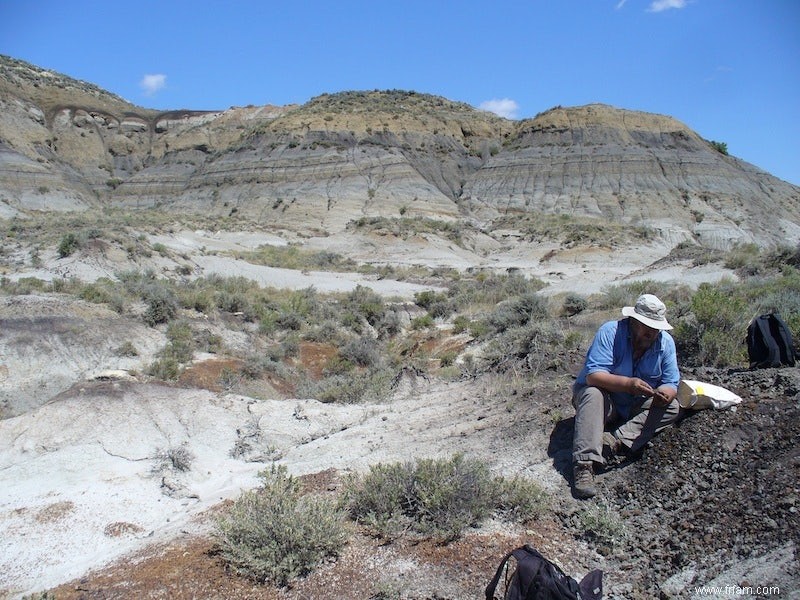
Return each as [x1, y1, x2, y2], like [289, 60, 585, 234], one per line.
[572, 384, 680, 465]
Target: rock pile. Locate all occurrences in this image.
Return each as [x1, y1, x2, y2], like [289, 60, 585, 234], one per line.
[599, 367, 800, 597]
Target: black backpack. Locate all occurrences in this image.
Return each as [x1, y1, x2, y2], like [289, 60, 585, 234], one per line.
[485, 545, 602, 600]
[747, 313, 796, 368]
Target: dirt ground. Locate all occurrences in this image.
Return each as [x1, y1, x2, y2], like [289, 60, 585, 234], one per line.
[31, 367, 800, 600]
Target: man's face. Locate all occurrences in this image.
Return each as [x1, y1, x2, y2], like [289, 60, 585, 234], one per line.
[631, 318, 660, 348]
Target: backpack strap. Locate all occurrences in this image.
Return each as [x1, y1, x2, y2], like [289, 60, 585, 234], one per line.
[485, 548, 516, 600]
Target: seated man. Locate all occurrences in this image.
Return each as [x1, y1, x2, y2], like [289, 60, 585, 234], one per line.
[571, 294, 680, 499]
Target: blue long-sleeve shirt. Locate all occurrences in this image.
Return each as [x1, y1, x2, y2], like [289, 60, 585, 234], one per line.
[575, 318, 680, 419]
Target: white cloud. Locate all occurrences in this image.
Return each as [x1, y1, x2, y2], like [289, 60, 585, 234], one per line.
[648, 0, 687, 12]
[479, 98, 519, 120]
[615, 0, 628, 9]
[704, 65, 733, 83]
[140, 74, 167, 96]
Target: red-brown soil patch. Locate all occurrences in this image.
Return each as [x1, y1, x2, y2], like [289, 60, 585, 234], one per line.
[179, 358, 245, 392]
[294, 341, 338, 380]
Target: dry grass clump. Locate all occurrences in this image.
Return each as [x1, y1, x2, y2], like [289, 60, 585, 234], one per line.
[152, 444, 196, 474]
[447, 271, 545, 313]
[491, 212, 654, 247]
[232, 244, 358, 272]
[576, 502, 628, 552]
[351, 216, 469, 245]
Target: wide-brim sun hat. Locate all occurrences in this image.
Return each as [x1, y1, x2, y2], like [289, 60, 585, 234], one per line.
[622, 293, 673, 330]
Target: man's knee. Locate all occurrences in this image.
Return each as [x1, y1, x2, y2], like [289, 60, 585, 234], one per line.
[572, 385, 605, 411]
[662, 397, 680, 423]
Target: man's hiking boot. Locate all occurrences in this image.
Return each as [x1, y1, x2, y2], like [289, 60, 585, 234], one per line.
[573, 462, 597, 499]
[602, 431, 624, 460]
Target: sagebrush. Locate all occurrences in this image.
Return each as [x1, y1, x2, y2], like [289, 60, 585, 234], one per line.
[214, 465, 348, 586]
[345, 454, 548, 541]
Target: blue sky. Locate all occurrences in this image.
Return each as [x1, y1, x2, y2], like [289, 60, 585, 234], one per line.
[1, 0, 798, 185]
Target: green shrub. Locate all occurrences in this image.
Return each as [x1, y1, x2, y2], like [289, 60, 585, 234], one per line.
[57, 232, 80, 258]
[577, 502, 628, 550]
[147, 323, 195, 380]
[142, 284, 179, 326]
[178, 286, 215, 314]
[410, 314, 435, 330]
[345, 454, 546, 541]
[597, 281, 660, 310]
[275, 310, 304, 331]
[468, 320, 491, 339]
[298, 368, 393, 404]
[495, 475, 550, 521]
[672, 281, 748, 367]
[214, 465, 348, 586]
[219, 367, 240, 391]
[21, 592, 56, 600]
[448, 272, 545, 311]
[375, 308, 402, 339]
[323, 355, 355, 375]
[147, 353, 181, 380]
[438, 351, 458, 367]
[237, 245, 358, 272]
[414, 290, 453, 319]
[752, 286, 800, 342]
[707, 139, 728, 155]
[342, 285, 386, 328]
[481, 321, 567, 373]
[216, 290, 251, 315]
[0, 277, 48, 295]
[281, 336, 300, 358]
[78, 281, 125, 312]
[303, 320, 344, 344]
[340, 336, 381, 367]
[562, 293, 588, 316]
[724, 243, 761, 273]
[485, 293, 548, 334]
[115, 341, 138, 357]
[452, 315, 471, 334]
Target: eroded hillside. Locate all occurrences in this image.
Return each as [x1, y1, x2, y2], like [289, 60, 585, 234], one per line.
[2, 55, 800, 246]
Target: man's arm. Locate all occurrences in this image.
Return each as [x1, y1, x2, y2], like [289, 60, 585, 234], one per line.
[653, 333, 680, 406]
[587, 372, 676, 406]
[586, 371, 656, 397]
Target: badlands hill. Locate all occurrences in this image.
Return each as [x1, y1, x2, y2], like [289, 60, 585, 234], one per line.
[2, 54, 800, 247]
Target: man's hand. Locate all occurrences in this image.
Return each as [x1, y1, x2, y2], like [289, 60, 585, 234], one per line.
[651, 388, 672, 407]
[651, 385, 677, 407]
[626, 377, 654, 398]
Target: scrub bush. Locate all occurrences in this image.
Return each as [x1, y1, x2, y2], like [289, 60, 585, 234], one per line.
[297, 367, 394, 404]
[345, 454, 548, 542]
[485, 293, 548, 334]
[57, 232, 80, 257]
[215, 465, 348, 586]
[562, 293, 588, 316]
[142, 285, 179, 326]
[340, 336, 381, 367]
